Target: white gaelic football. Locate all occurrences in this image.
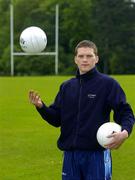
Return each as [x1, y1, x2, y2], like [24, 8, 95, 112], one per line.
[96, 122, 121, 148]
[19, 26, 47, 53]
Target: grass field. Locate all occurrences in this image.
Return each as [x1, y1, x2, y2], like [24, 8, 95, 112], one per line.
[0, 75, 135, 180]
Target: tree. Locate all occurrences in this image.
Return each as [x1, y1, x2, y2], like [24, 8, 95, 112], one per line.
[0, 0, 135, 75]
[57, 0, 94, 74]
[90, 0, 135, 74]
[0, 0, 10, 75]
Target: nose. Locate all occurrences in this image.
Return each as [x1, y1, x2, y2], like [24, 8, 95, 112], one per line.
[82, 56, 88, 62]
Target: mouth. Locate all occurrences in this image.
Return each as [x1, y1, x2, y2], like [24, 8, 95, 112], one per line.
[81, 64, 89, 67]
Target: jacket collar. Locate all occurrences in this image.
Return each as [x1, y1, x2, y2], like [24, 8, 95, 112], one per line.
[76, 67, 99, 80]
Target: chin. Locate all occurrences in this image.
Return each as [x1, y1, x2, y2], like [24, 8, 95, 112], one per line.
[80, 69, 89, 74]
[81, 68, 91, 73]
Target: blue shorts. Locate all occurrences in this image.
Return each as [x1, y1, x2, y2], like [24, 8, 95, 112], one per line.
[62, 150, 112, 180]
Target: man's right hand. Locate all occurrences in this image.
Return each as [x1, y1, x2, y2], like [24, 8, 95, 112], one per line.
[29, 90, 43, 108]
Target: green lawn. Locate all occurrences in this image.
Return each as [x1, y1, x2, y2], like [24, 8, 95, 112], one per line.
[0, 75, 135, 180]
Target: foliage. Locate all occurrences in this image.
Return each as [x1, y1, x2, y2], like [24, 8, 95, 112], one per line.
[0, 0, 135, 75]
[90, 0, 135, 73]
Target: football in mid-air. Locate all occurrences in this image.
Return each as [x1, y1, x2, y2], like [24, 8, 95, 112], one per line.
[96, 122, 121, 148]
[19, 26, 47, 53]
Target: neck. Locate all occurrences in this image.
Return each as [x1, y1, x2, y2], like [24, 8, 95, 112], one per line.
[79, 71, 86, 75]
[79, 67, 95, 75]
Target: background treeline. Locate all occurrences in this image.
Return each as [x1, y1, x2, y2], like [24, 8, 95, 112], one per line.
[0, 0, 135, 75]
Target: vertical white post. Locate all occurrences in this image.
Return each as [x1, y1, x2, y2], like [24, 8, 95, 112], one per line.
[10, 3, 14, 76]
[55, 4, 59, 75]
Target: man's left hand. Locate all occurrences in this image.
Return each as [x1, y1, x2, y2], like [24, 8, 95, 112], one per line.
[104, 130, 128, 150]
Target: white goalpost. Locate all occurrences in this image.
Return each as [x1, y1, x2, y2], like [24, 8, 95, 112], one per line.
[10, 3, 59, 76]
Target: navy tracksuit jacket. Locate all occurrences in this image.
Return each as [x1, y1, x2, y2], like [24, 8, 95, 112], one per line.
[37, 67, 135, 151]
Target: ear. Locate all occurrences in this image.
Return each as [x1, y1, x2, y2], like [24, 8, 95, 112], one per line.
[95, 56, 99, 64]
[74, 56, 78, 65]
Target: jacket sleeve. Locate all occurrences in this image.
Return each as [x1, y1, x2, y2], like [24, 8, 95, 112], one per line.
[107, 80, 135, 135]
[36, 85, 63, 127]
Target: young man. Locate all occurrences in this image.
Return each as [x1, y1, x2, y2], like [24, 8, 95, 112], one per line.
[29, 40, 135, 180]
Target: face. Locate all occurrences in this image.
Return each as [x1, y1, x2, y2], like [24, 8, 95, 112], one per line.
[75, 47, 99, 74]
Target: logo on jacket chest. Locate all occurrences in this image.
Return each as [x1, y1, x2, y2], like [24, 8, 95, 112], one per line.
[87, 93, 96, 99]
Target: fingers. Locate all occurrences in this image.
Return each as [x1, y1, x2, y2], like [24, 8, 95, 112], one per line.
[29, 90, 43, 108]
[33, 92, 39, 103]
[29, 90, 40, 105]
[104, 142, 121, 150]
[105, 132, 124, 149]
[29, 90, 34, 103]
[107, 132, 117, 138]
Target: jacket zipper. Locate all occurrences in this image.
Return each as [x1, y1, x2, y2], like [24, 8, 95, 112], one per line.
[73, 78, 82, 148]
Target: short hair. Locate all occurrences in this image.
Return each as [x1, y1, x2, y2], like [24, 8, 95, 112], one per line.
[75, 40, 98, 56]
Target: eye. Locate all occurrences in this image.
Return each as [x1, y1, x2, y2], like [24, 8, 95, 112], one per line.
[78, 55, 83, 58]
[87, 55, 93, 58]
